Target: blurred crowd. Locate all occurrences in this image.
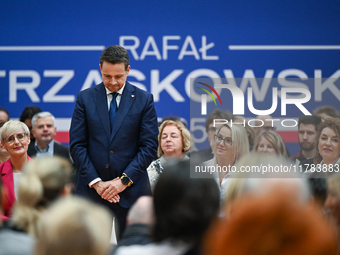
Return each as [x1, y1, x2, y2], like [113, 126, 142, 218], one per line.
[1, 104, 340, 255]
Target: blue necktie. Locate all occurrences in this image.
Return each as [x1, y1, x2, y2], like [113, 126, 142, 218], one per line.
[109, 92, 118, 130]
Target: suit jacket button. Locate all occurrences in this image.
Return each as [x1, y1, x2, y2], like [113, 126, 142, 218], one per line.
[105, 164, 109, 168]
[110, 151, 113, 154]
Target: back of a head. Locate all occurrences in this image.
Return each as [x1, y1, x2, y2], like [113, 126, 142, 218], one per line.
[205, 189, 337, 255]
[229, 153, 310, 203]
[12, 157, 72, 236]
[19, 106, 42, 122]
[314, 105, 340, 119]
[152, 160, 220, 245]
[127, 196, 154, 226]
[35, 196, 112, 255]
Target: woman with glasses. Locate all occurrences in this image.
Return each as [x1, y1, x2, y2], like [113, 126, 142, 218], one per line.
[147, 120, 191, 190]
[204, 123, 249, 198]
[0, 120, 31, 217]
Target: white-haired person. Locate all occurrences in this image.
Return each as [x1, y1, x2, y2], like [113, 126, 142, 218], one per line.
[147, 120, 190, 190]
[204, 123, 249, 198]
[8, 157, 72, 237]
[0, 120, 31, 217]
[35, 196, 113, 255]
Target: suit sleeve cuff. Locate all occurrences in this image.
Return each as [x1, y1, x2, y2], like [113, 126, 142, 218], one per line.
[89, 178, 102, 188]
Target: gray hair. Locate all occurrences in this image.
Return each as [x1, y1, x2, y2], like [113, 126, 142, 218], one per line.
[32, 112, 56, 129]
[0, 120, 30, 142]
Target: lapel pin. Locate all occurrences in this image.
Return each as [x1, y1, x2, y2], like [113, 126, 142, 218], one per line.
[131, 95, 135, 98]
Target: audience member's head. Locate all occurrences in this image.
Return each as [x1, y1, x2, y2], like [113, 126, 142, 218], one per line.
[205, 189, 337, 255]
[12, 157, 72, 236]
[314, 105, 340, 120]
[214, 123, 249, 165]
[35, 196, 113, 255]
[19, 106, 42, 140]
[313, 118, 340, 165]
[233, 116, 256, 148]
[254, 130, 287, 157]
[307, 178, 328, 209]
[205, 109, 232, 151]
[297, 114, 322, 155]
[0, 108, 10, 122]
[224, 153, 310, 215]
[126, 196, 154, 226]
[253, 114, 275, 136]
[325, 176, 340, 225]
[157, 120, 190, 158]
[152, 160, 220, 247]
[159, 116, 188, 128]
[31, 111, 57, 149]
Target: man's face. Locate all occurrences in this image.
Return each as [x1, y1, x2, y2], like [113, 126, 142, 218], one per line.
[100, 61, 130, 92]
[32, 116, 56, 145]
[298, 123, 317, 151]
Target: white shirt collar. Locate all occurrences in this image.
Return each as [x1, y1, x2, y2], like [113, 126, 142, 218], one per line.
[105, 82, 126, 96]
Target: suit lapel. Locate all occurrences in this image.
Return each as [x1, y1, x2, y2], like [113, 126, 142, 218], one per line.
[110, 82, 135, 142]
[94, 83, 111, 141]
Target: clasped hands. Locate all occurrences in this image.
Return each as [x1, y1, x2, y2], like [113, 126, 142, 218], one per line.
[93, 177, 127, 203]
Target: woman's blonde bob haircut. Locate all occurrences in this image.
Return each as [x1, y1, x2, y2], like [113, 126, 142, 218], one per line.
[0, 120, 30, 143]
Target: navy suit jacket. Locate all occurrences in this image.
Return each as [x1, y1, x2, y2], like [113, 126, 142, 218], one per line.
[69, 82, 158, 208]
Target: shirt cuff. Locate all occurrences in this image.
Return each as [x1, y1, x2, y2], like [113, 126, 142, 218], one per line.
[89, 178, 102, 188]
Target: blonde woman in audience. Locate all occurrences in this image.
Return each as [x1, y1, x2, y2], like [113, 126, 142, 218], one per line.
[10, 157, 72, 236]
[254, 130, 287, 157]
[204, 123, 249, 198]
[147, 120, 190, 190]
[35, 196, 112, 255]
[0, 120, 31, 217]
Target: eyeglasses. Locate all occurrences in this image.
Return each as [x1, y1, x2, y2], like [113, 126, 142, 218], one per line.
[4, 133, 27, 145]
[214, 134, 232, 146]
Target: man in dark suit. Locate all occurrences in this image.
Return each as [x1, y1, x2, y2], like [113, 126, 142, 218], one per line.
[69, 45, 158, 238]
[28, 111, 71, 161]
[28, 111, 77, 186]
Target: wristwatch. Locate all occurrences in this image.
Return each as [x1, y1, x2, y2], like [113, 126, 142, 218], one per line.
[120, 173, 133, 187]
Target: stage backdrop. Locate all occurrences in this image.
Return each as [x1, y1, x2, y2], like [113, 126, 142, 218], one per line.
[1, 0, 339, 155]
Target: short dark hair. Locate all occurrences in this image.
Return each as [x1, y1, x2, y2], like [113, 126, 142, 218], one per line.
[205, 109, 232, 133]
[0, 108, 10, 121]
[298, 115, 322, 130]
[152, 160, 220, 245]
[307, 178, 327, 206]
[19, 106, 42, 122]
[100, 45, 129, 70]
[314, 105, 340, 119]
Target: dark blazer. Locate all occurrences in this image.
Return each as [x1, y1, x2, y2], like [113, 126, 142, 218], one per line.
[27, 141, 71, 160]
[69, 82, 158, 208]
[0, 156, 31, 217]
